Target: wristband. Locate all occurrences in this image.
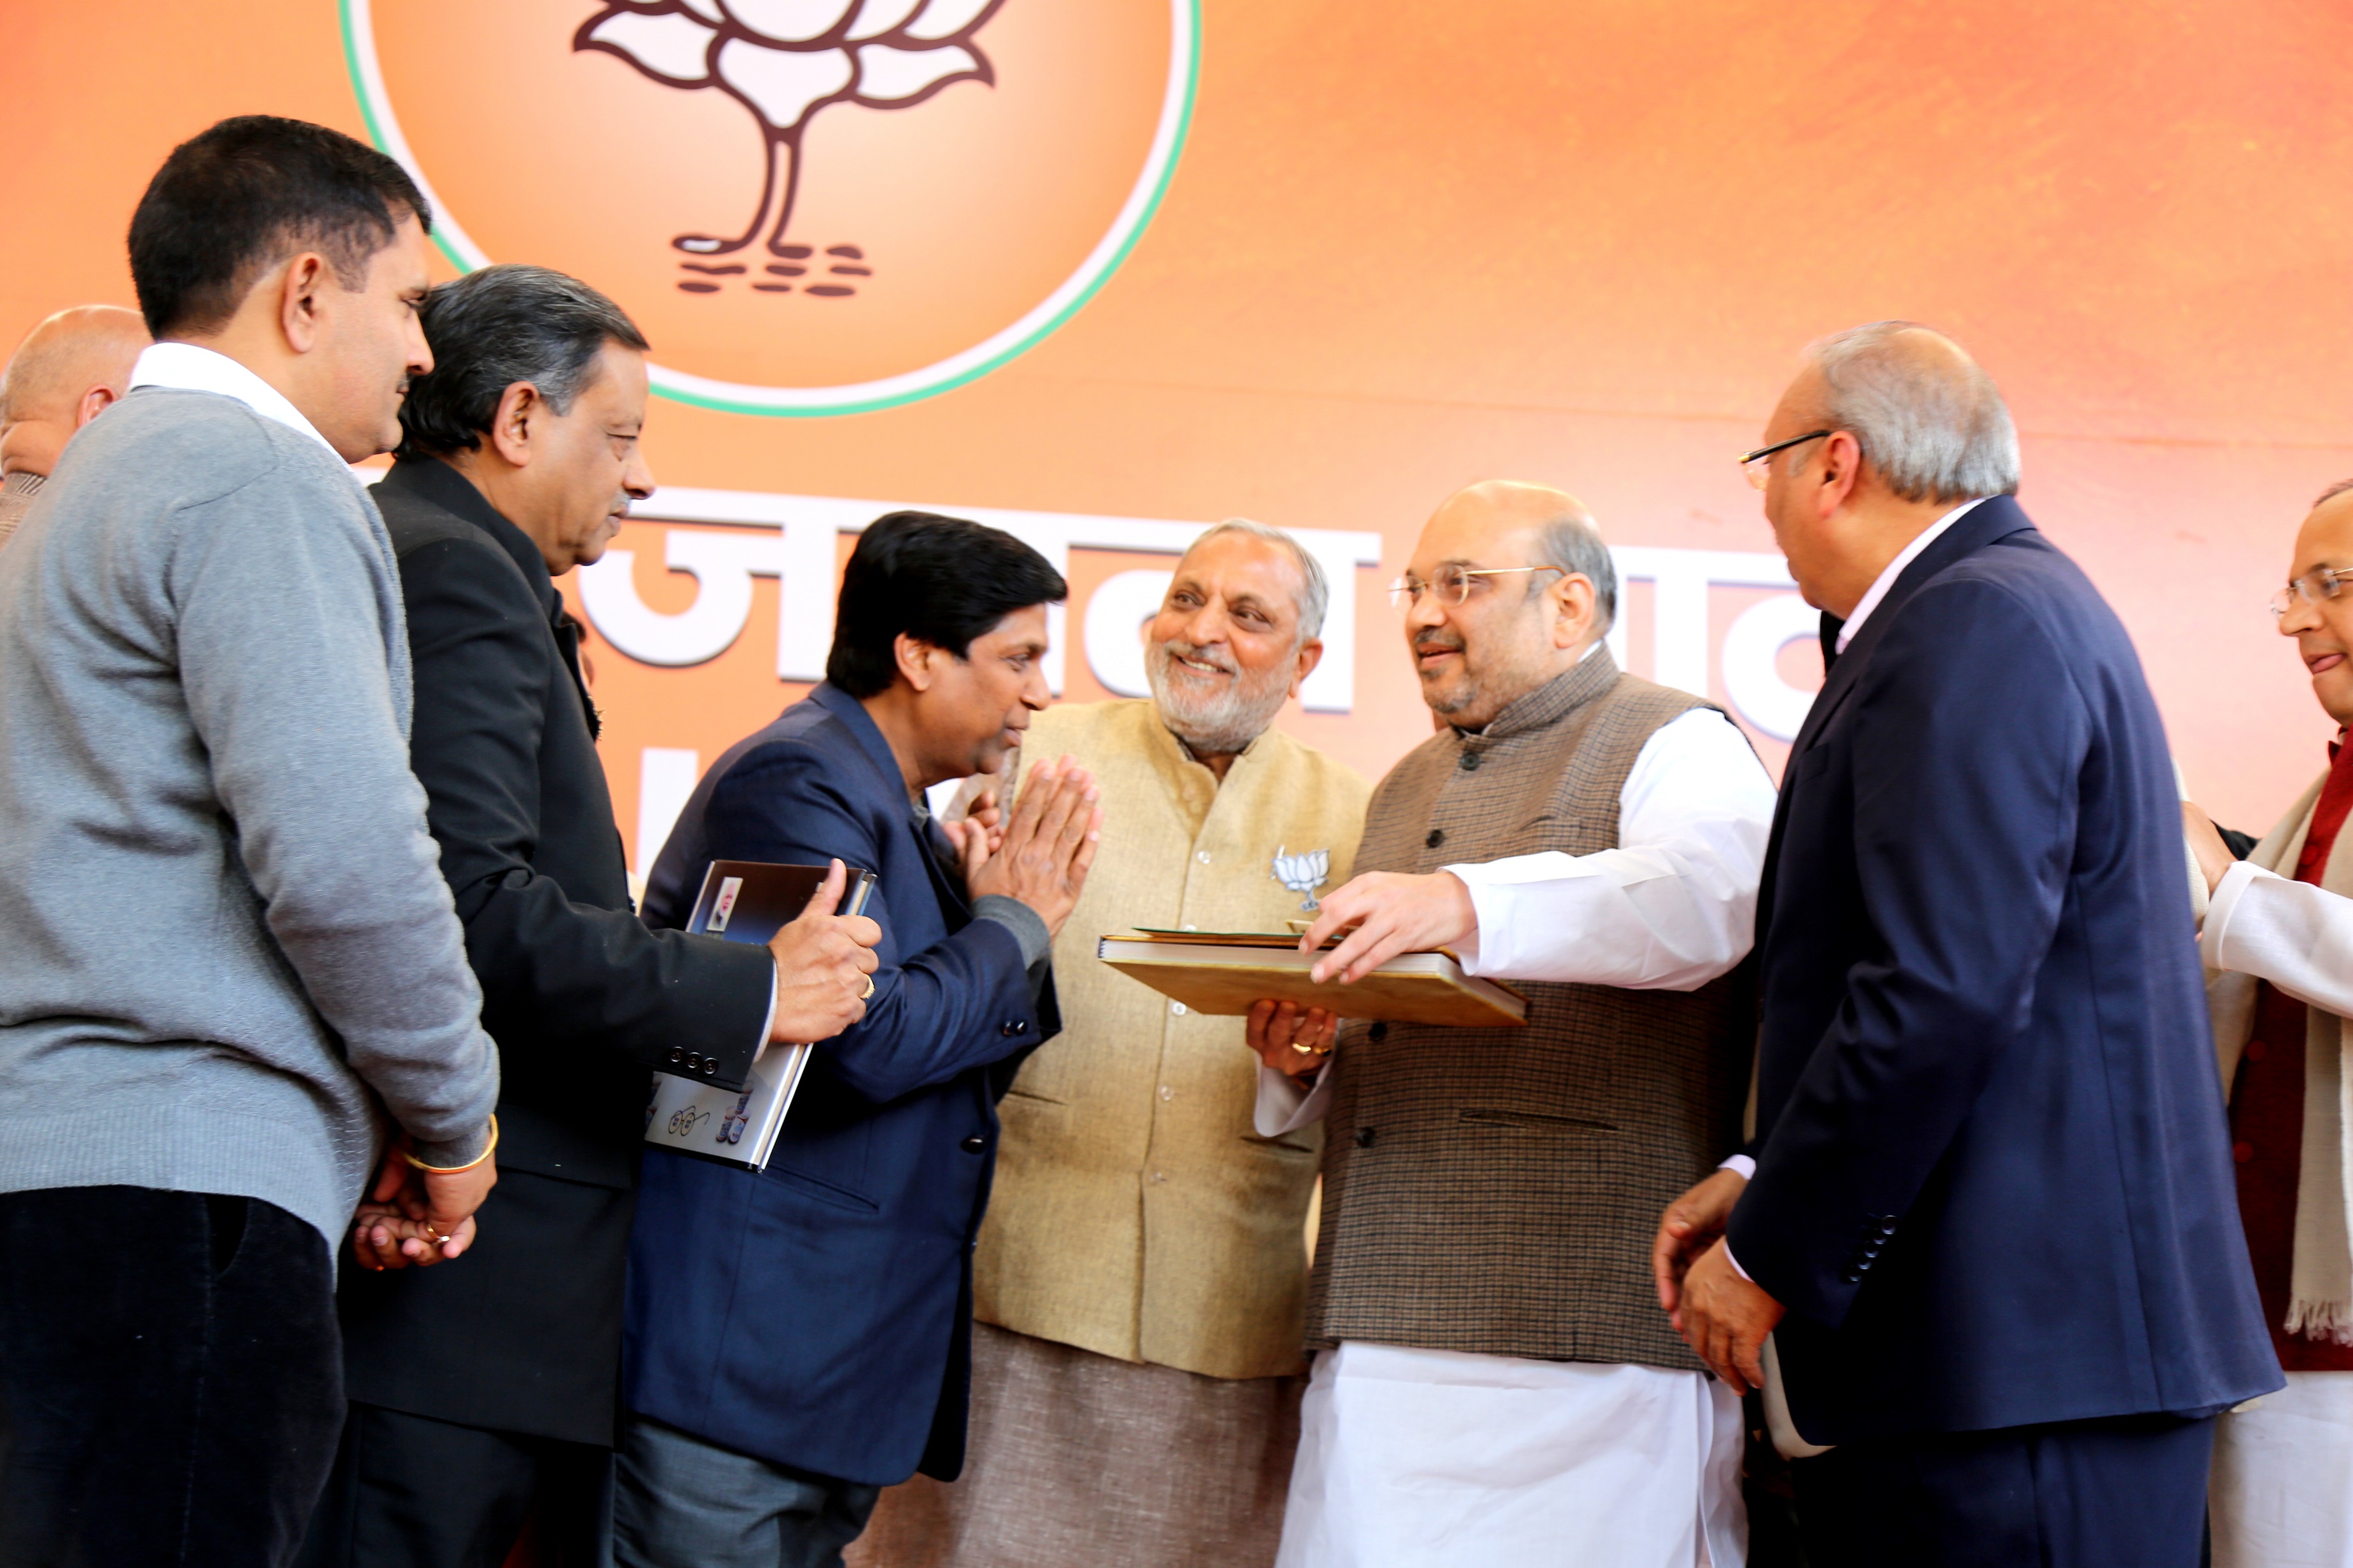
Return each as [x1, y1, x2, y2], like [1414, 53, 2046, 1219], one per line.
[401, 1115, 499, 1174]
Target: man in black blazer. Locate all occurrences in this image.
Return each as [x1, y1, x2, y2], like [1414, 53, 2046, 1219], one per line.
[1652, 322, 2280, 1565]
[298, 265, 882, 1568]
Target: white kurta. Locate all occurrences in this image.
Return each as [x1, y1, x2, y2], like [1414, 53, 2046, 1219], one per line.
[2200, 854, 2353, 1567]
[1262, 702, 1776, 1568]
[2212, 1372, 2353, 1568]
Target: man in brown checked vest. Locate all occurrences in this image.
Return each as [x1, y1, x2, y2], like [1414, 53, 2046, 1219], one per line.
[849, 519, 1371, 1567]
[1252, 482, 1776, 1567]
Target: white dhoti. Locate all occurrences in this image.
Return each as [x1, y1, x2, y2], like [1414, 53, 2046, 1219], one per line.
[1274, 1342, 1745, 1568]
[2212, 1370, 2353, 1568]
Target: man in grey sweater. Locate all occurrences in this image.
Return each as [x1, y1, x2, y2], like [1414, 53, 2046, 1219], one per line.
[0, 116, 500, 1568]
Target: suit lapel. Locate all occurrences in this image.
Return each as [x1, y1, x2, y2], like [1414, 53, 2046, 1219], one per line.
[810, 684, 973, 925]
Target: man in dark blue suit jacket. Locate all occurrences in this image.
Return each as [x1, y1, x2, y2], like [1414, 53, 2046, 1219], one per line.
[1653, 322, 2279, 1566]
[614, 512, 1103, 1567]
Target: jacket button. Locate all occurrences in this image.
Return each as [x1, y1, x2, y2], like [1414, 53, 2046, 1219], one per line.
[686, 1052, 703, 1069]
[1368, 1022, 1388, 1042]
[1355, 1127, 1377, 1148]
[703, 1059, 718, 1075]
[1458, 752, 1482, 771]
[1001, 1020, 1028, 1038]
[1425, 829, 1445, 849]
[960, 1136, 986, 1154]
[2246, 1040, 2268, 1062]
[1841, 1269, 1863, 1284]
[2233, 1141, 2254, 1164]
[667, 1048, 684, 1064]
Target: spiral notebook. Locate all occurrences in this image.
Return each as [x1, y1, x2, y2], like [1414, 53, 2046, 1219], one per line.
[643, 859, 876, 1171]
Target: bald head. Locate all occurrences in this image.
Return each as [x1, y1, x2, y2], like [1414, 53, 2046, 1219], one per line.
[0, 305, 150, 478]
[1403, 481, 1617, 729]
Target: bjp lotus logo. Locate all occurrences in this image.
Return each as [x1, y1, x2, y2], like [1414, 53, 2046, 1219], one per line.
[343, 0, 1196, 413]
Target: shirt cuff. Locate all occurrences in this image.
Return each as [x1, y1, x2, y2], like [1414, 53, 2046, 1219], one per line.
[1255, 1063, 1332, 1136]
[973, 894, 1052, 968]
[1715, 1155, 1755, 1280]
[2200, 858, 2275, 971]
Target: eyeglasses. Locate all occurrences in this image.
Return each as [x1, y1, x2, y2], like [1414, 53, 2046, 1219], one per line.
[2270, 565, 2353, 619]
[1739, 430, 1833, 490]
[1388, 564, 1565, 609]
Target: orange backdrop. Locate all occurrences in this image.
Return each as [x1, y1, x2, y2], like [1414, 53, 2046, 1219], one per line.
[5, 0, 2349, 859]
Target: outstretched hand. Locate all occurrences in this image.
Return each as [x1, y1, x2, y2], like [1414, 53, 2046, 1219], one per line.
[1296, 871, 1478, 985]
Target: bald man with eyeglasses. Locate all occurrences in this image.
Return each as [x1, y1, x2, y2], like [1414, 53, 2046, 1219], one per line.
[1250, 480, 1775, 1568]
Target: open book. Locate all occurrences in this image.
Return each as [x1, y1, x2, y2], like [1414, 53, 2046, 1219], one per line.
[1098, 928, 1527, 1028]
[644, 860, 878, 1171]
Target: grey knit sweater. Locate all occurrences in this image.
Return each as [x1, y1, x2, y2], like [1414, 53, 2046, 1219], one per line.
[0, 387, 499, 1248]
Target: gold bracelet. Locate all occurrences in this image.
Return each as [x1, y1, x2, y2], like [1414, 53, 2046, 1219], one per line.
[400, 1114, 499, 1174]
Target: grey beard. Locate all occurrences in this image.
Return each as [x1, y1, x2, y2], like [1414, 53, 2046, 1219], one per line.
[1147, 639, 1292, 757]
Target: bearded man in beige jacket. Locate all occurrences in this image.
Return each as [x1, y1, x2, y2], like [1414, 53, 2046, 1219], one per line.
[849, 519, 1372, 1568]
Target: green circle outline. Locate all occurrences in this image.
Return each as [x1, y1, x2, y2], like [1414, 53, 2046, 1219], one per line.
[339, 0, 1199, 418]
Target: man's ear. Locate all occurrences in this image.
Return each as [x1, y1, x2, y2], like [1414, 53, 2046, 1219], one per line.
[1549, 574, 1597, 650]
[74, 385, 120, 429]
[894, 631, 939, 694]
[486, 381, 542, 468]
[1813, 430, 1865, 518]
[277, 252, 332, 355]
[1288, 636, 1325, 698]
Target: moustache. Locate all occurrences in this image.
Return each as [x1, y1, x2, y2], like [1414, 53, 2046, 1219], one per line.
[1412, 631, 1466, 656]
[1162, 640, 1238, 677]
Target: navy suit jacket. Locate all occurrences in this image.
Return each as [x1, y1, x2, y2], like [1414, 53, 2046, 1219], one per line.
[1727, 496, 2279, 1443]
[622, 684, 1058, 1485]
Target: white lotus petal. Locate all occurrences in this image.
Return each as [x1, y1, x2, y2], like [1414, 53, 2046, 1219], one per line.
[853, 42, 977, 102]
[680, 0, 727, 20]
[715, 36, 855, 129]
[846, 0, 925, 41]
[902, 0, 994, 41]
[584, 9, 716, 84]
[718, 0, 856, 43]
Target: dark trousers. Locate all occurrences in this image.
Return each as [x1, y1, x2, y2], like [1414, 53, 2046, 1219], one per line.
[0, 1185, 343, 1567]
[613, 1415, 879, 1568]
[1793, 1410, 2218, 1568]
[296, 1402, 612, 1568]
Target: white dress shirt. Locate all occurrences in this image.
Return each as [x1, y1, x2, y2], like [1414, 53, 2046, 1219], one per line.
[127, 342, 343, 457]
[1256, 702, 1777, 1135]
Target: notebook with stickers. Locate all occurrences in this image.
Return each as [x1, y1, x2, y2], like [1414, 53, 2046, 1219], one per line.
[643, 860, 877, 1171]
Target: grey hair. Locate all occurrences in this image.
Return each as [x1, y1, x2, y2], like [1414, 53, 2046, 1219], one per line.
[1532, 509, 1618, 632]
[396, 263, 649, 458]
[1188, 517, 1329, 641]
[1801, 320, 2021, 504]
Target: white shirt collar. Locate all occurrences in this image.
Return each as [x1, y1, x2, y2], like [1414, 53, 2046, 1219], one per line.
[1833, 497, 1990, 654]
[127, 342, 340, 457]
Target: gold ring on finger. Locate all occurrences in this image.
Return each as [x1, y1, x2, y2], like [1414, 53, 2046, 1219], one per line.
[860, 977, 876, 1000]
[1290, 1041, 1316, 1055]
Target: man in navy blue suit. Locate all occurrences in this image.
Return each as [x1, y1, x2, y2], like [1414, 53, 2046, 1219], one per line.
[1652, 322, 2279, 1565]
[613, 512, 1102, 1568]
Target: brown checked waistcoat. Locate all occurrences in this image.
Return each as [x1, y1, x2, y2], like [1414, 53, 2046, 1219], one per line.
[1306, 650, 1751, 1372]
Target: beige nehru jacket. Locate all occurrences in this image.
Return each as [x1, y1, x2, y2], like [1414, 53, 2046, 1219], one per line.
[974, 698, 1372, 1380]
